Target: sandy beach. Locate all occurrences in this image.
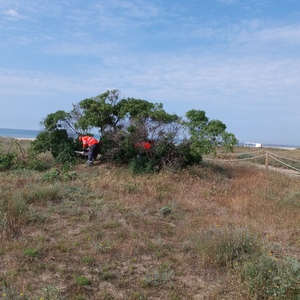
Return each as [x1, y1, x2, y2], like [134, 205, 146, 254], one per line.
[14, 137, 36, 141]
[0, 137, 36, 141]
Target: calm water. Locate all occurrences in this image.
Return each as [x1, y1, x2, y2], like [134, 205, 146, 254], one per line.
[0, 128, 41, 139]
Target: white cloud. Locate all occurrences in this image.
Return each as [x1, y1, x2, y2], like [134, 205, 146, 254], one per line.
[3, 9, 21, 19]
[257, 24, 300, 42]
[217, 0, 239, 5]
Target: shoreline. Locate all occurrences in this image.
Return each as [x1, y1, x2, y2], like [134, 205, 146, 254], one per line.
[0, 137, 36, 141]
[263, 146, 298, 151]
[15, 137, 36, 141]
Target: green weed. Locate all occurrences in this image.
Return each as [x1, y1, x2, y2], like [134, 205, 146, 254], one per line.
[23, 248, 39, 258]
[0, 191, 29, 239]
[239, 255, 300, 299]
[277, 190, 300, 207]
[1, 287, 29, 300]
[21, 185, 64, 204]
[143, 262, 174, 287]
[91, 240, 116, 253]
[38, 284, 66, 300]
[195, 225, 262, 268]
[74, 276, 91, 286]
[42, 169, 78, 182]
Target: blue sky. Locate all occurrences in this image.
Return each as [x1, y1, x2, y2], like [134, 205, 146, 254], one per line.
[1, 0, 300, 146]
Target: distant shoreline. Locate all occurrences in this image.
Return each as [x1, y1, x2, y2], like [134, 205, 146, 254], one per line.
[264, 146, 297, 150]
[14, 137, 36, 141]
[0, 137, 36, 141]
[0, 128, 41, 140]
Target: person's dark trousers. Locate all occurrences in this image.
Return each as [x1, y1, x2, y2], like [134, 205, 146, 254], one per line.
[88, 143, 100, 164]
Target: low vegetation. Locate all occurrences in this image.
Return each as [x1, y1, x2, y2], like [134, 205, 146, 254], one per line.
[0, 138, 299, 299]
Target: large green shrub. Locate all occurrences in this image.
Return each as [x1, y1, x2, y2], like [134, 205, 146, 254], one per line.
[30, 129, 77, 164]
[30, 90, 238, 171]
[0, 153, 17, 170]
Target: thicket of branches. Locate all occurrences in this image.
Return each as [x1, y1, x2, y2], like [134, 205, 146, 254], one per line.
[30, 90, 238, 172]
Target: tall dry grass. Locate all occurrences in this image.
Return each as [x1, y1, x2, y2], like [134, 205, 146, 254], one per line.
[0, 139, 299, 299]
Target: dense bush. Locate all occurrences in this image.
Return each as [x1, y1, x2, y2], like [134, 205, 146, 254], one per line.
[30, 129, 77, 164]
[0, 153, 17, 170]
[26, 90, 238, 172]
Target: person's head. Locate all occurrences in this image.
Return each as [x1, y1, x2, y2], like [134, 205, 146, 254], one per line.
[78, 136, 83, 142]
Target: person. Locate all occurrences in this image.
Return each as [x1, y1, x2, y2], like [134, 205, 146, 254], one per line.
[134, 141, 151, 150]
[134, 140, 154, 150]
[78, 135, 100, 166]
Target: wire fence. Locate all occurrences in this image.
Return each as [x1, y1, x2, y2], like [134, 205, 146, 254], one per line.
[203, 148, 300, 176]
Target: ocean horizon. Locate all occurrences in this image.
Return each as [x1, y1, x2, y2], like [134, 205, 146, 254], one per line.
[0, 128, 42, 139]
[0, 128, 298, 149]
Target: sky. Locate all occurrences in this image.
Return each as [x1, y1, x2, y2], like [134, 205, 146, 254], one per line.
[1, 0, 300, 146]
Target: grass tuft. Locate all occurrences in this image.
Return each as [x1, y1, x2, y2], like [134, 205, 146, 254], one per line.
[195, 225, 263, 268]
[239, 255, 300, 299]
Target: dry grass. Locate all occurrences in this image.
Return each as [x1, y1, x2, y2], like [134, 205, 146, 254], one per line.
[0, 139, 299, 299]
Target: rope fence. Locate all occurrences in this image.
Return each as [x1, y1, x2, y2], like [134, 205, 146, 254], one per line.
[268, 154, 300, 173]
[203, 148, 300, 176]
[205, 154, 265, 162]
[265, 151, 300, 163]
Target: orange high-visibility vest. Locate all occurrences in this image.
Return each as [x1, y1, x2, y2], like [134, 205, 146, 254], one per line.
[134, 142, 151, 150]
[81, 136, 99, 149]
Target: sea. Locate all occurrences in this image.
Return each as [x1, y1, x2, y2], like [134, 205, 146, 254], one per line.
[0, 128, 298, 149]
[0, 128, 41, 139]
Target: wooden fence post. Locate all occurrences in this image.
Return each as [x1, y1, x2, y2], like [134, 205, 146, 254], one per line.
[265, 152, 269, 170]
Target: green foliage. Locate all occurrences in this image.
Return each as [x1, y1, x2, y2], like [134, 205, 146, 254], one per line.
[195, 226, 262, 268]
[23, 248, 39, 257]
[26, 157, 49, 171]
[21, 185, 64, 204]
[32, 89, 237, 171]
[0, 152, 48, 171]
[0, 140, 50, 171]
[38, 285, 65, 300]
[42, 169, 61, 182]
[0, 287, 30, 300]
[79, 90, 122, 131]
[28, 109, 82, 164]
[195, 224, 300, 299]
[43, 110, 69, 131]
[91, 240, 116, 253]
[0, 189, 29, 239]
[183, 109, 238, 156]
[129, 156, 155, 174]
[0, 194, 28, 220]
[143, 262, 174, 287]
[42, 169, 59, 182]
[0, 153, 17, 170]
[175, 140, 202, 165]
[30, 129, 76, 164]
[42, 169, 78, 182]
[240, 255, 300, 299]
[74, 276, 91, 286]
